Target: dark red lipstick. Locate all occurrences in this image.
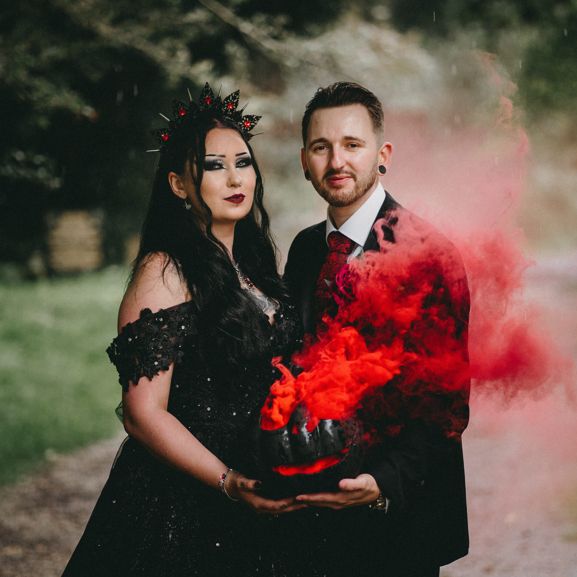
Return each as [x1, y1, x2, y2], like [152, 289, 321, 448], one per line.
[225, 194, 246, 204]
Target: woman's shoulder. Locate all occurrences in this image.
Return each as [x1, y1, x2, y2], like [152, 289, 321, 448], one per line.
[118, 252, 190, 331]
[106, 300, 197, 390]
[107, 253, 197, 389]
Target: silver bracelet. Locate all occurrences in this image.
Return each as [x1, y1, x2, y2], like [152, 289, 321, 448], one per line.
[218, 468, 239, 502]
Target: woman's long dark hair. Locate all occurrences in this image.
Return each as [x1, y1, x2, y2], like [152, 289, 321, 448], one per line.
[132, 114, 287, 369]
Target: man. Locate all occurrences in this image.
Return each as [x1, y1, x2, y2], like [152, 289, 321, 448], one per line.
[283, 82, 470, 577]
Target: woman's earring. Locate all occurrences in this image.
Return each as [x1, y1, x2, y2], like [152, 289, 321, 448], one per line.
[378, 165, 387, 175]
[183, 199, 192, 210]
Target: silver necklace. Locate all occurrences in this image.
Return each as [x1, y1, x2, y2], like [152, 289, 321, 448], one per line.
[232, 261, 278, 320]
[232, 261, 256, 290]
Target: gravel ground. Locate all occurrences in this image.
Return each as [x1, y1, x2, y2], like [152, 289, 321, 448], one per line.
[445, 253, 577, 577]
[0, 436, 124, 577]
[1, 256, 576, 577]
[444, 394, 577, 577]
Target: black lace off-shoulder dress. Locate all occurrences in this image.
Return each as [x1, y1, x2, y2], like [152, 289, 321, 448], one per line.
[62, 299, 300, 577]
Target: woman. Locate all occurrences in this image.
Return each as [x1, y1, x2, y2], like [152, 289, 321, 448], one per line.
[62, 84, 303, 577]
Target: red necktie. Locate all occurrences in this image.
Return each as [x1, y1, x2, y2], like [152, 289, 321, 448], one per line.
[315, 231, 355, 327]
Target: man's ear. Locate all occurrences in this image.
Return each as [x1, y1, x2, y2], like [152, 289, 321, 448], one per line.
[168, 171, 188, 200]
[300, 147, 309, 180]
[378, 141, 393, 171]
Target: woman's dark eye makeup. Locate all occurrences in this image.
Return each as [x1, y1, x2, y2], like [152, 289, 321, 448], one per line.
[236, 156, 253, 168]
[203, 155, 252, 170]
[203, 159, 224, 171]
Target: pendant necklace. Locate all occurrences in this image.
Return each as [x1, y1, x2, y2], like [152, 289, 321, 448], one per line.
[232, 261, 278, 320]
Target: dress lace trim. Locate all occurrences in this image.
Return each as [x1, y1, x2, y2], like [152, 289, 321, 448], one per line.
[106, 302, 197, 391]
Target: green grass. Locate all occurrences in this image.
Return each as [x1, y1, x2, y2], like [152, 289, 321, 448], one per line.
[0, 267, 128, 485]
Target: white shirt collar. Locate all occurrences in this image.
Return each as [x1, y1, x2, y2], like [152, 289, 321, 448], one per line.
[325, 183, 387, 247]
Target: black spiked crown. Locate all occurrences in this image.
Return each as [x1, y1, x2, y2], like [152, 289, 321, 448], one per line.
[150, 83, 261, 153]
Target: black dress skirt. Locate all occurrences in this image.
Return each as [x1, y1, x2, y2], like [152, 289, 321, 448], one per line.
[62, 300, 302, 577]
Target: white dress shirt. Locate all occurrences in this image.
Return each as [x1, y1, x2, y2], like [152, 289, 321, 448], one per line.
[324, 182, 390, 512]
[325, 183, 387, 260]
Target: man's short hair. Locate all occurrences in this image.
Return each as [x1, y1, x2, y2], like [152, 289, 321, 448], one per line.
[301, 82, 384, 144]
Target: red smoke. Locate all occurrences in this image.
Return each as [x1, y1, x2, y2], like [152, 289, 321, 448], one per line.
[463, 231, 566, 397]
[262, 56, 574, 475]
[380, 58, 573, 400]
[261, 328, 404, 432]
[261, 212, 471, 445]
[274, 455, 347, 476]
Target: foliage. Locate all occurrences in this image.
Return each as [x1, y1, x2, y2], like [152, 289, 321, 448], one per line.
[374, 0, 577, 115]
[2, 0, 575, 270]
[0, 0, 347, 268]
[519, 9, 577, 112]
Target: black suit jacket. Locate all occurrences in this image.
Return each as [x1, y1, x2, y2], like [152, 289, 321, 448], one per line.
[283, 193, 469, 572]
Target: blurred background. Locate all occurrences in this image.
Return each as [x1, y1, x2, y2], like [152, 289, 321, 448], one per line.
[1, 1, 576, 575]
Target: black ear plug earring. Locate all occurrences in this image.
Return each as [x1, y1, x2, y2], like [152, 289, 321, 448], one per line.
[378, 165, 387, 175]
[304, 170, 311, 181]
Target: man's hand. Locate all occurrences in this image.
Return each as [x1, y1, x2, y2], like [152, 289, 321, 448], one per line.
[294, 473, 381, 510]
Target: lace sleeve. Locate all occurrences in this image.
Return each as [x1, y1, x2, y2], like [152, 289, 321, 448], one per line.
[106, 303, 196, 391]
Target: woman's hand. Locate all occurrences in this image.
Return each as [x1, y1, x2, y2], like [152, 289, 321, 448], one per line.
[226, 471, 306, 515]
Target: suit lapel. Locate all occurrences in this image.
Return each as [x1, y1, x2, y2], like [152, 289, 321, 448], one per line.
[301, 224, 327, 334]
[363, 191, 400, 252]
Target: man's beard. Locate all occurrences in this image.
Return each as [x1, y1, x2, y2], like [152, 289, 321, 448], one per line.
[314, 170, 378, 208]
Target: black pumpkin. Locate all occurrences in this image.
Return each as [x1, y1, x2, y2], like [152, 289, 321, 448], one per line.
[256, 405, 363, 498]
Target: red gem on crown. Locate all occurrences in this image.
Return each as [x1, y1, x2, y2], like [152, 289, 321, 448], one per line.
[153, 84, 261, 152]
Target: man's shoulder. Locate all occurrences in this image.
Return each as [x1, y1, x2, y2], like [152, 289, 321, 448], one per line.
[389, 206, 468, 285]
[284, 220, 325, 282]
[288, 220, 326, 253]
[393, 205, 461, 255]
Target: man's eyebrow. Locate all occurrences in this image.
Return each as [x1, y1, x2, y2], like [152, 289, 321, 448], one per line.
[308, 136, 366, 146]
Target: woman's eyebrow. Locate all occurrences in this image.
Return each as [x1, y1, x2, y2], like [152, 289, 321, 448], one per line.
[204, 152, 250, 157]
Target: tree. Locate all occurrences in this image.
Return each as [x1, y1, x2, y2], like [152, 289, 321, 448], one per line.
[0, 0, 347, 269]
[379, 0, 577, 115]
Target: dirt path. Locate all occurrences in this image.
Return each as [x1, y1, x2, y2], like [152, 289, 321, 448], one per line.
[445, 254, 577, 577]
[444, 394, 577, 577]
[0, 436, 124, 577]
[1, 257, 576, 577]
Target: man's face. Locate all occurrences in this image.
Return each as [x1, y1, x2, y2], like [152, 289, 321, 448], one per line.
[301, 104, 387, 208]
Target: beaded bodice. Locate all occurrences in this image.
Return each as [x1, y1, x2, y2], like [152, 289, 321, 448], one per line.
[106, 299, 300, 473]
